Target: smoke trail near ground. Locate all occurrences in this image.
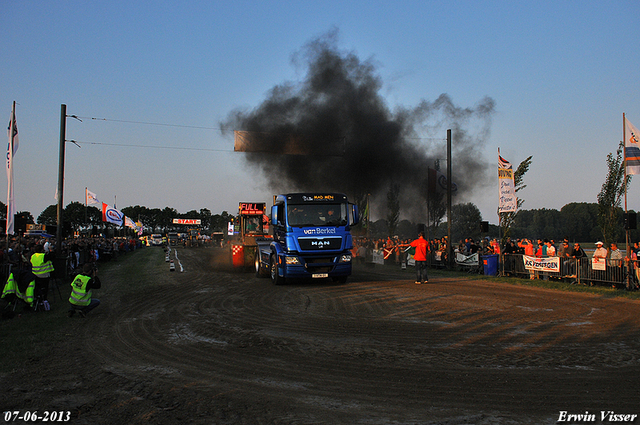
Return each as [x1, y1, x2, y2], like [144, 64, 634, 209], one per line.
[220, 29, 495, 220]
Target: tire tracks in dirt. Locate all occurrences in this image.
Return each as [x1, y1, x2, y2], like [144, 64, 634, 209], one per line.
[80, 249, 640, 423]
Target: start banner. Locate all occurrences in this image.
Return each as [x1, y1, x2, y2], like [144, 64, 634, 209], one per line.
[522, 255, 560, 273]
[173, 218, 201, 225]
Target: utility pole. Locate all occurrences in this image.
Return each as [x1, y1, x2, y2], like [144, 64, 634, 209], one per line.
[446, 129, 453, 269]
[56, 104, 66, 259]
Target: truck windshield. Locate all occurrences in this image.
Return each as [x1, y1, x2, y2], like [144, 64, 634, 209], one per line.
[287, 203, 347, 227]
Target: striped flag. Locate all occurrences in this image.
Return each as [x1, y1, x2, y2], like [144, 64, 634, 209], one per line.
[625, 116, 640, 175]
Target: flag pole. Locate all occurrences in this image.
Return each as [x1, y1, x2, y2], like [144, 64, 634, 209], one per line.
[624, 113, 628, 214]
[623, 113, 632, 289]
[6, 101, 16, 252]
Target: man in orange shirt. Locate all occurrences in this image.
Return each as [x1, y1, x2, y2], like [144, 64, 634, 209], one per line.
[409, 232, 430, 284]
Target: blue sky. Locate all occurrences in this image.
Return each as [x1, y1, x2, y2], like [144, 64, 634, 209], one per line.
[2, 0, 639, 227]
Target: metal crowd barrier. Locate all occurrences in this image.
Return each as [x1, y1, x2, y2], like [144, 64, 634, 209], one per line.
[502, 254, 638, 289]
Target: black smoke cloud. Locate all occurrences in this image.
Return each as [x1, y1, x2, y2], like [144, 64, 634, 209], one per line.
[220, 30, 495, 220]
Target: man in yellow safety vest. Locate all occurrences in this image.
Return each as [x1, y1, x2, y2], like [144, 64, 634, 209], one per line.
[30, 244, 55, 308]
[68, 263, 101, 318]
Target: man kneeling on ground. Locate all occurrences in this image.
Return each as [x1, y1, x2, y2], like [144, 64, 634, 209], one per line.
[68, 263, 101, 318]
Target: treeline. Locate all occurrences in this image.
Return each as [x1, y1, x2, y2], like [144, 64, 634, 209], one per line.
[509, 202, 638, 243]
[362, 202, 639, 244]
[33, 202, 234, 235]
[10, 200, 639, 244]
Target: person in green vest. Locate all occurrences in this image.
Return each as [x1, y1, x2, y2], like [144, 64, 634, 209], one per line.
[30, 244, 55, 307]
[68, 263, 101, 318]
[2, 268, 37, 308]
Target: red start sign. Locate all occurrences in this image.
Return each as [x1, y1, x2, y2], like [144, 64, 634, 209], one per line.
[239, 202, 265, 215]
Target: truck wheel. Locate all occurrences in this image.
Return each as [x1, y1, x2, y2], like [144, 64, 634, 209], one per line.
[270, 254, 286, 285]
[255, 255, 267, 278]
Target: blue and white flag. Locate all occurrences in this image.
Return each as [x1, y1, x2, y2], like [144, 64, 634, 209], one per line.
[625, 116, 640, 175]
[86, 188, 101, 205]
[102, 203, 124, 226]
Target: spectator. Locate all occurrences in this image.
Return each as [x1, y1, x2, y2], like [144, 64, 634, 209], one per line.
[609, 243, 622, 261]
[593, 241, 607, 260]
[401, 232, 430, 284]
[609, 242, 623, 289]
[546, 240, 556, 257]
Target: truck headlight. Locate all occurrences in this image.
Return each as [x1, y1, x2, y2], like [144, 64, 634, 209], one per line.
[338, 254, 352, 263]
[285, 256, 301, 265]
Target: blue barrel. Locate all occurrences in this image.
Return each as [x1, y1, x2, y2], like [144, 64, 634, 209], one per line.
[482, 254, 499, 276]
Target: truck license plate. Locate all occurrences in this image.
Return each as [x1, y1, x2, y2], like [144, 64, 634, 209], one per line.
[312, 273, 328, 278]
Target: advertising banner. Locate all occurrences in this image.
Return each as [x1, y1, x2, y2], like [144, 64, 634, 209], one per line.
[592, 258, 606, 271]
[456, 252, 479, 266]
[498, 150, 517, 213]
[522, 255, 560, 272]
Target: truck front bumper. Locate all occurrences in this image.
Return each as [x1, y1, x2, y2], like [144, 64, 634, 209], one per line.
[280, 253, 352, 279]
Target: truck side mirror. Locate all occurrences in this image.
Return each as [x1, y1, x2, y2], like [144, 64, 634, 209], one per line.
[271, 205, 279, 226]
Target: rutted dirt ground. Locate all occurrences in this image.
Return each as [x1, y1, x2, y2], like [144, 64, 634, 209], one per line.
[3, 247, 640, 424]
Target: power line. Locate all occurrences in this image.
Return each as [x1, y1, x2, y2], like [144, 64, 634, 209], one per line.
[74, 140, 233, 153]
[75, 116, 221, 131]
[74, 116, 446, 141]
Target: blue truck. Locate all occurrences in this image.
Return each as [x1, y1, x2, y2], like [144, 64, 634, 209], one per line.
[255, 193, 359, 284]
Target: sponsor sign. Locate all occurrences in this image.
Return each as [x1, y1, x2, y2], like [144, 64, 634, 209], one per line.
[302, 195, 335, 202]
[498, 152, 517, 213]
[302, 227, 337, 235]
[456, 252, 479, 266]
[372, 249, 385, 265]
[239, 202, 265, 215]
[522, 255, 560, 273]
[592, 258, 606, 271]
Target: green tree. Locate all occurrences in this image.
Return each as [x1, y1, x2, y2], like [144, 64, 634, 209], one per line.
[199, 208, 212, 230]
[65, 201, 91, 232]
[451, 202, 482, 242]
[559, 203, 600, 242]
[426, 190, 446, 239]
[500, 155, 533, 246]
[37, 204, 58, 226]
[597, 141, 630, 246]
[160, 207, 178, 232]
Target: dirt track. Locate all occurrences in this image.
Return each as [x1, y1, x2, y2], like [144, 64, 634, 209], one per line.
[4, 247, 640, 424]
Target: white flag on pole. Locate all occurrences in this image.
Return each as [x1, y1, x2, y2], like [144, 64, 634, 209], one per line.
[86, 188, 101, 205]
[498, 149, 517, 213]
[624, 116, 640, 175]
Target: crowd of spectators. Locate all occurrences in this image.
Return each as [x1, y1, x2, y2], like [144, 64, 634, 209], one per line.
[351, 234, 639, 289]
[1, 235, 144, 280]
[352, 236, 502, 265]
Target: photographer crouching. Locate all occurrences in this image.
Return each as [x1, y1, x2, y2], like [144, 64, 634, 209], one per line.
[68, 263, 101, 318]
